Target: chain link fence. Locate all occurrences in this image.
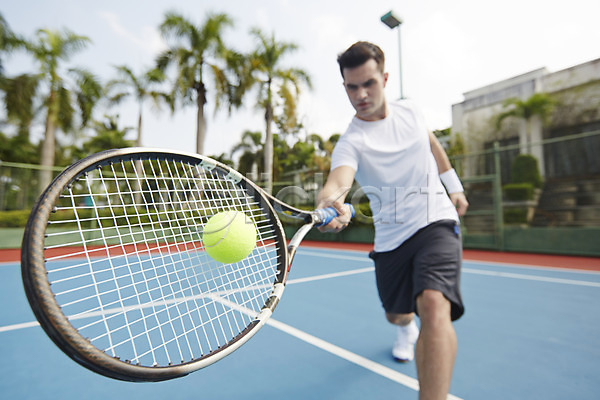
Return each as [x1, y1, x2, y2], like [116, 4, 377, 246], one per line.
[2, 130, 599, 255]
[452, 130, 600, 254]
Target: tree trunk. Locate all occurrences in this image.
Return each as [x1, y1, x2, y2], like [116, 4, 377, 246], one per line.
[525, 118, 532, 154]
[39, 95, 58, 193]
[137, 108, 143, 147]
[134, 108, 143, 206]
[263, 101, 273, 195]
[196, 85, 207, 155]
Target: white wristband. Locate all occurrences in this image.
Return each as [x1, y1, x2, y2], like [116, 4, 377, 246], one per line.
[440, 168, 464, 194]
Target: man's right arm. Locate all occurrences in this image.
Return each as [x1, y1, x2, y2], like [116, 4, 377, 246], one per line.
[316, 165, 356, 232]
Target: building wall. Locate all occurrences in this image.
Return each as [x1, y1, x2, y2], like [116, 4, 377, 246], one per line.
[451, 58, 600, 178]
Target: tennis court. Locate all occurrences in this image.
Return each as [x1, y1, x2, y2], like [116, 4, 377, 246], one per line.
[1, 244, 599, 399]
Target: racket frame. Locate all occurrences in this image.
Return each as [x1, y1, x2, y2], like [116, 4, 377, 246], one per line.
[21, 148, 322, 381]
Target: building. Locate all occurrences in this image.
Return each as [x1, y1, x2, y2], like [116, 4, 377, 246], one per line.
[451, 57, 600, 181]
[451, 58, 600, 230]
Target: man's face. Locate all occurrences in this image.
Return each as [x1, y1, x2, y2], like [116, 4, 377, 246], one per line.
[342, 59, 388, 121]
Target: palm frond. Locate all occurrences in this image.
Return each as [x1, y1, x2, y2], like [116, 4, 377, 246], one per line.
[1, 73, 39, 126]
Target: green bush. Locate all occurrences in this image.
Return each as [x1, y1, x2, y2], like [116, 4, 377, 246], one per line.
[503, 183, 534, 201]
[504, 208, 528, 224]
[1, 202, 375, 229]
[0, 210, 31, 227]
[510, 154, 543, 188]
[0, 207, 193, 228]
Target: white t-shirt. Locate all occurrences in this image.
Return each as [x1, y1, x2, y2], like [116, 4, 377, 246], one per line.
[331, 100, 458, 252]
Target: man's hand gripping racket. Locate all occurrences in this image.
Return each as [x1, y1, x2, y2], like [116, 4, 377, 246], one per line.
[20, 148, 354, 382]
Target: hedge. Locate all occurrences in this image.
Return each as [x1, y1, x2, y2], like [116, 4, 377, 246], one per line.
[503, 183, 535, 201]
[0, 210, 31, 227]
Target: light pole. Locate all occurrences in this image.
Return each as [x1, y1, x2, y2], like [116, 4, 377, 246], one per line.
[380, 10, 404, 99]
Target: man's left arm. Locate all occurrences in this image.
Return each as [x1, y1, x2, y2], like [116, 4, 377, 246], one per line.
[429, 132, 469, 216]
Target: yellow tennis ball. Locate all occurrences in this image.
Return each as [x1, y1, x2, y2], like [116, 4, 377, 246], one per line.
[202, 211, 257, 264]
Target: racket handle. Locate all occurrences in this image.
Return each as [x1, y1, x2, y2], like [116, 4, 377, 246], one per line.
[314, 204, 355, 227]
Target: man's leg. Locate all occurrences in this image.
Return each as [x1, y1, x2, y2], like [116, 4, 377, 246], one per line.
[415, 289, 456, 400]
[386, 312, 419, 362]
[386, 312, 414, 326]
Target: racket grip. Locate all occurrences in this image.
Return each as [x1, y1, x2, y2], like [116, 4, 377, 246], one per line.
[314, 204, 355, 227]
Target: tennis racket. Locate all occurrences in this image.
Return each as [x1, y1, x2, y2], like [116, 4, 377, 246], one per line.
[21, 148, 354, 382]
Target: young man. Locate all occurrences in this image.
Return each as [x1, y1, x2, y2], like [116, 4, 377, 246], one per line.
[317, 41, 469, 400]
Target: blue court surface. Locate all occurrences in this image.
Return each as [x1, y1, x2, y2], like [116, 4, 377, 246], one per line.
[1, 246, 599, 399]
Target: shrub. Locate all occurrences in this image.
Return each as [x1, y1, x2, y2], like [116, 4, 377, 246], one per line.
[510, 154, 543, 188]
[0, 210, 31, 227]
[503, 208, 528, 224]
[503, 183, 534, 201]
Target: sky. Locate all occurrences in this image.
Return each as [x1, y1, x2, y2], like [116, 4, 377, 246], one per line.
[3, 0, 600, 159]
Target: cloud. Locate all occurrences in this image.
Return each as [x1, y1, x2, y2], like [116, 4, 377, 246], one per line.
[308, 14, 354, 51]
[98, 11, 166, 56]
[253, 8, 272, 32]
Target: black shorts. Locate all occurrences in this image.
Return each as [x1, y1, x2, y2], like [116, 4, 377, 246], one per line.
[369, 219, 465, 321]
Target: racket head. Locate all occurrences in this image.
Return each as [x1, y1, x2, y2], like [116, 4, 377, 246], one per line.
[21, 148, 289, 381]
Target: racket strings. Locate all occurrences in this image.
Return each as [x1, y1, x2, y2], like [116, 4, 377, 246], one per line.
[83, 162, 164, 364]
[44, 156, 280, 367]
[131, 160, 204, 363]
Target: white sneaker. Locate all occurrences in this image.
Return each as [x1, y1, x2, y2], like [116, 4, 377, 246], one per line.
[392, 320, 419, 362]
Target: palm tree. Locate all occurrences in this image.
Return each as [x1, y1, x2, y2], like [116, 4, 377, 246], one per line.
[232, 130, 264, 178]
[75, 115, 134, 159]
[246, 28, 311, 194]
[495, 93, 555, 153]
[106, 65, 170, 147]
[25, 28, 102, 191]
[157, 11, 239, 155]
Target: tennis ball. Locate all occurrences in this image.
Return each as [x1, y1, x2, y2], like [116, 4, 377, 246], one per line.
[202, 211, 257, 264]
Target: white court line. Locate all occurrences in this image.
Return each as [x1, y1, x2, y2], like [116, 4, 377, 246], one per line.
[266, 318, 463, 400]
[202, 289, 460, 399]
[296, 249, 368, 262]
[287, 267, 374, 285]
[297, 248, 600, 287]
[463, 259, 600, 275]
[0, 321, 39, 332]
[268, 321, 418, 390]
[463, 268, 600, 287]
[300, 247, 600, 275]
[6, 257, 597, 399]
[3, 261, 599, 333]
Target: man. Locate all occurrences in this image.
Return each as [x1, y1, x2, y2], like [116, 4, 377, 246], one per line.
[317, 41, 469, 400]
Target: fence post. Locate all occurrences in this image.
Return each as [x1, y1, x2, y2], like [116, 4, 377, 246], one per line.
[493, 141, 505, 250]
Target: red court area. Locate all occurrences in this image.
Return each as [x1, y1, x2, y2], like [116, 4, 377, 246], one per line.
[5, 241, 600, 271]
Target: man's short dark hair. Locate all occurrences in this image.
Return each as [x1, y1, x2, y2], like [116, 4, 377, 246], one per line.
[337, 41, 385, 78]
